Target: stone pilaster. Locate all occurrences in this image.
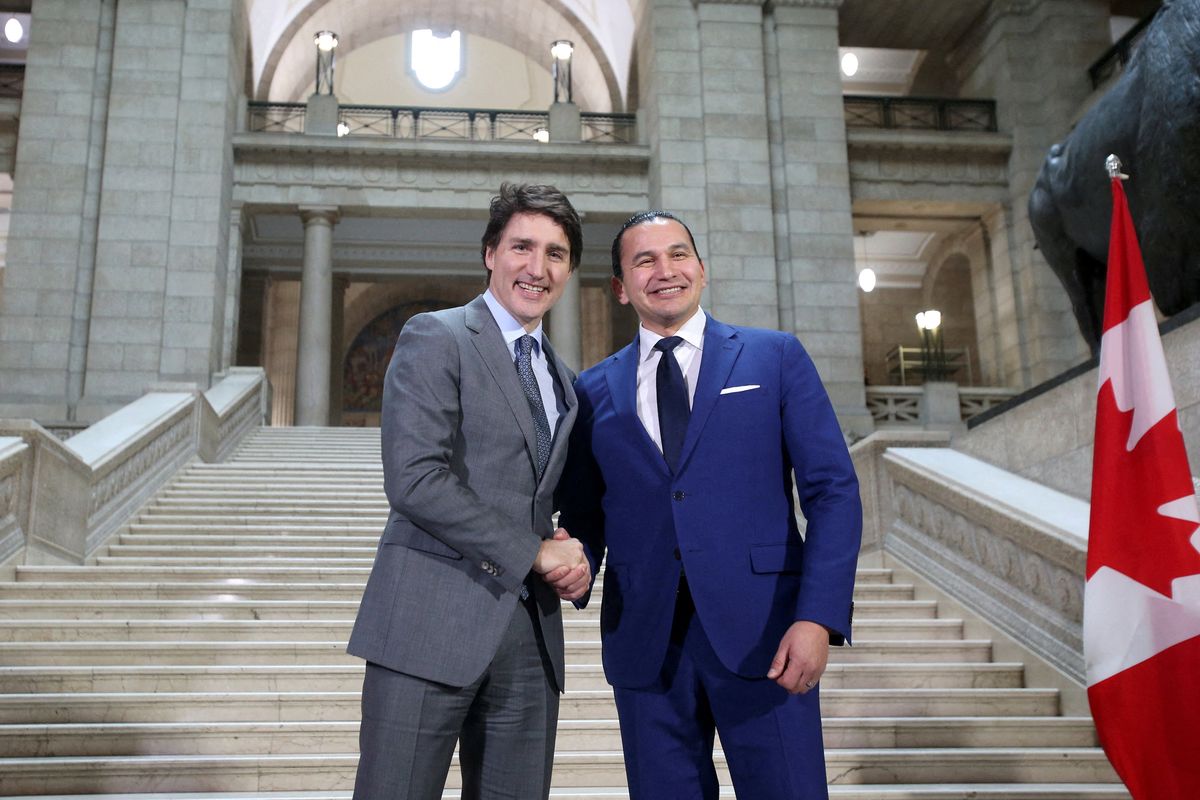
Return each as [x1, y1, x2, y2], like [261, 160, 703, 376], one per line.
[768, 0, 872, 435]
[0, 0, 114, 419]
[635, 0, 708, 252]
[295, 206, 338, 427]
[329, 277, 348, 427]
[696, 1, 778, 328]
[954, 0, 1111, 386]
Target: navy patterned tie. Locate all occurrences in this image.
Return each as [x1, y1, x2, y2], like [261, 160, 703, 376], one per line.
[515, 334, 552, 477]
[655, 336, 690, 472]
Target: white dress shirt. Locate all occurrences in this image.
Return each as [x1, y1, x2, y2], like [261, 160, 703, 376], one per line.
[635, 308, 706, 454]
[482, 290, 563, 437]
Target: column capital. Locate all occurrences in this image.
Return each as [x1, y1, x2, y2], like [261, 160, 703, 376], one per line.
[299, 205, 340, 225]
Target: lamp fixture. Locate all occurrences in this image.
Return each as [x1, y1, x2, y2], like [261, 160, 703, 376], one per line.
[336, 122, 350, 137]
[551, 39, 574, 104]
[858, 268, 876, 293]
[313, 31, 338, 95]
[3, 17, 22, 44]
[841, 51, 859, 78]
[915, 309, 942, 331]
[533, 127, 550, 143]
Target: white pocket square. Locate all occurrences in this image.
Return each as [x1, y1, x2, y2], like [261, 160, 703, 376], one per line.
[720, 384, 760, 395]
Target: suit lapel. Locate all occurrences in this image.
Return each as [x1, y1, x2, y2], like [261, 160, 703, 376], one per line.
[605, 337, 672, 472]
[465, 296, 540, 472]
[676, 316, 742, 473]
[540, 336, 578, 486]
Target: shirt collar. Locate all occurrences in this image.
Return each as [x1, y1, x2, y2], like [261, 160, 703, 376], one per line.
[483, 289, 543, 353]
[638, 307, 707, 362]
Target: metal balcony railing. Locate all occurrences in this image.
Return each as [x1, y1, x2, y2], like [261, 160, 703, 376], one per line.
[246, 101, 637, 144]
[843, 95, 998, 133]
[0, 63, 24, 99]
[1088, 10, 1158, 89]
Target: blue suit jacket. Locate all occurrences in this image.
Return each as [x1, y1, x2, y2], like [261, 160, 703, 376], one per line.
[558, 316, 862, 689]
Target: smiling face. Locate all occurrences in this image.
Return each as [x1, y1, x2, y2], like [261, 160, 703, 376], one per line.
[612, 217, 707, 337]
[485, 211, 572, 332]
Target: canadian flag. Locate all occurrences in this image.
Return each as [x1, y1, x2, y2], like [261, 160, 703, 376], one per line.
[1084, 165, 1200, 797]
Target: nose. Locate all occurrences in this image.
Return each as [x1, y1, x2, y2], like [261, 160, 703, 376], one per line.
[653, 255, 676, 278]
[526, 249, 546, 277]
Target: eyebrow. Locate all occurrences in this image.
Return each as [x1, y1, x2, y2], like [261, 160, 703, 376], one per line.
[629, 241, 692, 262]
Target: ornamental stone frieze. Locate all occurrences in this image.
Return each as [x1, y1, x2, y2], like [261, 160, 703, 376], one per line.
[881, 447, 1088, 682]
[232, 134, 650, 217]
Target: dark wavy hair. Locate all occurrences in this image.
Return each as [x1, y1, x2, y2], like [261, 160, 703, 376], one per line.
[480, 183, 583, 275]
[610, 210, 700, 278]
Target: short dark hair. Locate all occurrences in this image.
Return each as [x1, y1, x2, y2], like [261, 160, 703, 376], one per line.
[480, 183, 583, 274]
[610, 210, 701, 278]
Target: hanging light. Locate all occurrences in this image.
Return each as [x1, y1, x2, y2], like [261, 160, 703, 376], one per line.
[858, 268, 876, 292]
[336, 122, 350, 137]
[533, 127, 550, 143]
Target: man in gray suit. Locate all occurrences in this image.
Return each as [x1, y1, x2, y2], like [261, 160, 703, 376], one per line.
[348, 183, 591, 799]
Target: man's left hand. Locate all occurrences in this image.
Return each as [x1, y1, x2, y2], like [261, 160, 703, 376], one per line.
[766, 620, 829, 694]
[539, 528, 592, 601]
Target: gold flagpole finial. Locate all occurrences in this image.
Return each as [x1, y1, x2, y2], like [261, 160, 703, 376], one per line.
[1106, 154, 1129, 180]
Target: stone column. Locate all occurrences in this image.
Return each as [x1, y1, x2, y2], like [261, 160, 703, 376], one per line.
[549, 274, 582, 373]
[329, 277, 348, 427]
[294, 206, 339, 427]
[955, 0, 1110, 386]
[221, 203, 246, 372]
[696, 0, 779, 329]
[768, 0, 873, 436]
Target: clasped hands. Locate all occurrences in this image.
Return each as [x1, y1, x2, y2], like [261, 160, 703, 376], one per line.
[532, 528, 590, 601]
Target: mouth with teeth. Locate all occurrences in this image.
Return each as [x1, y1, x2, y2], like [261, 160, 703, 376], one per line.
[516, 281, 548, 296]
[651, 286, 685, 297]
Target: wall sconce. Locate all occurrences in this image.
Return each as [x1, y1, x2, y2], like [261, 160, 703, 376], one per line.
[314, 31, 338, 95]
[533, 127, 550, 143]
[915, 309, 948, 381]
[551, 39, 574, 104]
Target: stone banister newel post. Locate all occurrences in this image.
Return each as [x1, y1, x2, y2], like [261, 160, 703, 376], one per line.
[295, 206, 340, 427]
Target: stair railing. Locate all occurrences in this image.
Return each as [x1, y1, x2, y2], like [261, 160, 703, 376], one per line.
[0, 367, 268, 567]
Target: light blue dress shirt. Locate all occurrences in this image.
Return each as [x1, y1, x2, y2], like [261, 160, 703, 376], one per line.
[482, 290, 564, 437]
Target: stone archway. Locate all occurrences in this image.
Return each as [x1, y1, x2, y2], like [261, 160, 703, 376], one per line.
[254, 0, 625, 111]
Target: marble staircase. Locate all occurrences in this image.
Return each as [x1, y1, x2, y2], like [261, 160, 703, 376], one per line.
[0, 427, 1128, 798]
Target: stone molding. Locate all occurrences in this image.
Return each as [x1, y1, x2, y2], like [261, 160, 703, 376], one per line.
[0, 369, 268, 565]
[232, 134, 651, 217]
[881, 447, 1088, 682]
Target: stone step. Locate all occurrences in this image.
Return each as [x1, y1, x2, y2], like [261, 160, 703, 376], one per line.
[0, 748, 1120, 794]
[0, 639, 993, 666]
[0, 617, 963, 643]
[0, 787, 1133, 799]
[149, 497, 390, 509]
[135, 514, 387, 525]
[94, 557, 379, 568]
[0, 597, 932, 622]
[114, 534, 382, 548]
[124, 523, 382, 536]
[158, 489, 386, 500]
[0, 716, 1099, 757]
[104, 545, 380, 559]
[12, 565, 896, 585]
[0, 688, 1058, 724]
[0, 580, 916, 603]
[0, 662, 1026, 694]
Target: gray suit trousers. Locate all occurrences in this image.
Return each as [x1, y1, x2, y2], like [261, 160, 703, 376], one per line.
[353, 596, 559, 800]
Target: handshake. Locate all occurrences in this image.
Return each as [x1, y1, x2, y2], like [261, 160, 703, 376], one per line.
[532, 528, 590, 601]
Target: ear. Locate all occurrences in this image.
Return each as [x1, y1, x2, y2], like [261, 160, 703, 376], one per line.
[698, 259, 708, 289]
[611, 275, 630, 305]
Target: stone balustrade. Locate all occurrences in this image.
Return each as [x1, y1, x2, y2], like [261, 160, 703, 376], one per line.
[866, 384, 1018, 430]
[0, 368, 268, 568]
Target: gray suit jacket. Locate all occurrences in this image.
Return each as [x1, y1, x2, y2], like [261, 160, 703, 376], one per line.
[348, 295, 577, 691]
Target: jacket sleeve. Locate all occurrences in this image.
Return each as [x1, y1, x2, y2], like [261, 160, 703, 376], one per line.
[555, 376, 606, 609]
[779, 334, 863, 644]
[381, 312, 540, 595]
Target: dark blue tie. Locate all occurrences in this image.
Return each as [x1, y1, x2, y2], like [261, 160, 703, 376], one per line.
[655, 336, 689, 472]
[515, 335, 552, 477]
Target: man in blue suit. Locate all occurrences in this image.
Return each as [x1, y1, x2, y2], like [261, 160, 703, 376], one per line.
[558, 211, 862, 799]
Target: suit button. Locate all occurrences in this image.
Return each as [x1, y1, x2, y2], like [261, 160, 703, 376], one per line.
[672, 491, 685, 501]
